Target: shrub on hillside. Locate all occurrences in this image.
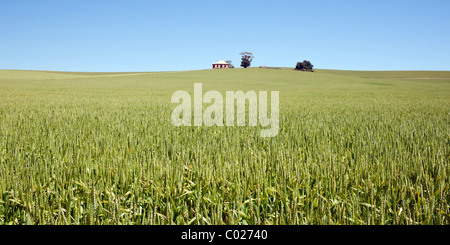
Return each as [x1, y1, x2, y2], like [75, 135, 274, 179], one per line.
[295, 60, 314, 72]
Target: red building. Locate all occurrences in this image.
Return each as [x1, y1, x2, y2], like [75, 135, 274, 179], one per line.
[212, 60, 229, 69]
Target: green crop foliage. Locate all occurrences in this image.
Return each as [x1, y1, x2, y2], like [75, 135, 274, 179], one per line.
[0, 68, 449, 224]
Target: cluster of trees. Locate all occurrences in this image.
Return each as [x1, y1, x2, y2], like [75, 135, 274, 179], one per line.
[240, 52, 254, 68]
[295, 60, 314, 72]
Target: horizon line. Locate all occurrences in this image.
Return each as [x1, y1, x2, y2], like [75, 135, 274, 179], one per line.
[1, 68, 450, 73]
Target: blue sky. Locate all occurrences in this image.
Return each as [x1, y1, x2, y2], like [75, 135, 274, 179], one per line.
[1, 0, 449, 72]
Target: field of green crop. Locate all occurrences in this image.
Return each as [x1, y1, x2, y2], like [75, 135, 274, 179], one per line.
[0, 68, 449, 224]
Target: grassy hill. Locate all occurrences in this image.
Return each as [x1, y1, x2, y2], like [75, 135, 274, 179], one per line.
[0, 68, 449, 224]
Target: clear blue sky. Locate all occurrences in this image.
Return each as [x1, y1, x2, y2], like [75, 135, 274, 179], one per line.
[1, 0, 449, 72]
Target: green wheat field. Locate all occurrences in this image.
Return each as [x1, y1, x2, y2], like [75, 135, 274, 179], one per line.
[0, 68, 449, 224]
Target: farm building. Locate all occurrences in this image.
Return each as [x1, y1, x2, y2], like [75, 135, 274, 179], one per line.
[212, 60, 229, 69]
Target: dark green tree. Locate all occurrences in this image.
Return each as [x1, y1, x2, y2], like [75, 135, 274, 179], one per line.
[295, 60, 314, 72]
[240, 52, 254, 68]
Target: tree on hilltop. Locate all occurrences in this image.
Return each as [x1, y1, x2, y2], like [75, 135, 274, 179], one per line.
[295, 60, 314, 72]
[240, 52, 254, 68]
